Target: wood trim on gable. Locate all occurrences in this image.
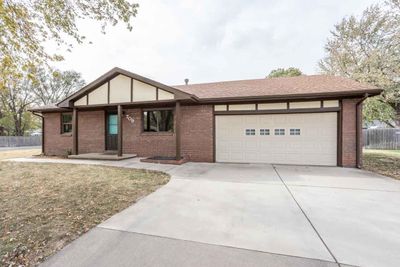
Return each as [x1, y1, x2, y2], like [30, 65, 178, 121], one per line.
[130, 78, 133, 102]
[58, 67, 196, 108]
[107, 81, 110, 104]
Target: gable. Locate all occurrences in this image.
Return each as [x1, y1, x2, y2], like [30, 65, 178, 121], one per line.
[88, 83, 108, 105]
[132, 79, 157, 101]
[109, 75, 131, 103]
[74, 74, 175, 107]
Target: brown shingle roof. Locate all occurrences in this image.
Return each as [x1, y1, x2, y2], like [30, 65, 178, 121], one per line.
[174, 75, 380, 100]
[30, 72, 382, 112]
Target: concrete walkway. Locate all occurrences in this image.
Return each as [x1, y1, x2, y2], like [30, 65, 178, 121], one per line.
[8, 157, 400, 267]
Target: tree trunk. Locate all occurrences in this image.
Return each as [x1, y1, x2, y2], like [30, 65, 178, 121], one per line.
[13, 112, 24, 136]
[395, 104, 400, 128]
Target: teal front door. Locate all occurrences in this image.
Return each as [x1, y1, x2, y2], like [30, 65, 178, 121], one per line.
[106, 113, 118, 151]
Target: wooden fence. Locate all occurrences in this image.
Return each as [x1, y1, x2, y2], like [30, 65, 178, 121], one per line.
[0, 136, 42, 147]
[363, 128, 400, 149]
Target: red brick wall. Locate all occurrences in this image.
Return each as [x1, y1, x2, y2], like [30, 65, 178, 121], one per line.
[341, 98, 360, 167]
[122, 109, 176, 157]
[78, 110, 105, 153]
[44, 105, 213, 162]
[122, 105, 214, 162]
[181, 105, 214, 162]
[43, 113, 72, 156]
[43, 101, 359, 166]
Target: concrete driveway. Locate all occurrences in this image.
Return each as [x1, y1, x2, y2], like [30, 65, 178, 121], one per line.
[23, 158, 400, 267]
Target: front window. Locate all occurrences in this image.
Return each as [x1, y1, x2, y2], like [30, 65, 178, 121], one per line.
[61, 113, 72, 134]
[143, 110, 174, 132]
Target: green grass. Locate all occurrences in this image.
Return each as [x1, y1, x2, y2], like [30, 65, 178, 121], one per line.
[363, 149, 400, 180]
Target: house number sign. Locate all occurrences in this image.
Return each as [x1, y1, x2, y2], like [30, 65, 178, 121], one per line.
[125, 114, 135, 125]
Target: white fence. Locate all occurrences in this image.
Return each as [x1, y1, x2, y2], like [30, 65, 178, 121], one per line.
[0, 136, 42, 147]
[363, 129, 400, 150]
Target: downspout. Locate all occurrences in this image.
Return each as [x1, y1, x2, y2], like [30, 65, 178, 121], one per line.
[356, 93, 368, 168]
[32, 112, 45, 155]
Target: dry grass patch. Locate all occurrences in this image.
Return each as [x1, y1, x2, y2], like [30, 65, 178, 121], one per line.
[0, 149, 41, 160]
[0, 162, 170, 266]
[363, 149, 400, 180]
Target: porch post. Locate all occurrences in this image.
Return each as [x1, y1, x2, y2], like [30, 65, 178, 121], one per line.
[72, 108, 78, 155]
[175, 101, 181, 160]
[117, 105, 123, 157]
[41, 115, 45, 154]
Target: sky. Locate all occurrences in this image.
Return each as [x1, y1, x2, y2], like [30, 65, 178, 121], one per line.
[51, 0, 378, 86]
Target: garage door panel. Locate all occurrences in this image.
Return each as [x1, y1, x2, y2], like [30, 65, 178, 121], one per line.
[215, 113, 337, 166]
[244, 116, 258, 124]
[227, 143, 243, 153]
[244, 140, 259, 150]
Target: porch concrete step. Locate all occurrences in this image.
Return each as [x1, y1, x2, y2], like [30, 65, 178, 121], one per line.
[68, 153, 137, 161]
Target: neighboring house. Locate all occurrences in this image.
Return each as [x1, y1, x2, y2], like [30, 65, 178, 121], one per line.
[30, 67, 382, 168]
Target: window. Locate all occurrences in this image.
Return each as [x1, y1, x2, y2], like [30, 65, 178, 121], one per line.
[290, 128, 301, 135]
[245, 129, 256, 136]
[108, 114, 118, 134]
[61, 113, 72, 134]
[260, 129, 270, 135]
[274, 129, 285, 135]
[143, 110, 174, 132]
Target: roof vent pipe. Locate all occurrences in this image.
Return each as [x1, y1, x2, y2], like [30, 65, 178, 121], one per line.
[184, 78, 189, 85]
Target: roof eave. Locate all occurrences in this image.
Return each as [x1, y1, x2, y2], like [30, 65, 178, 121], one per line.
[196, 89, 383, 104]
[28, 107, 71, 113]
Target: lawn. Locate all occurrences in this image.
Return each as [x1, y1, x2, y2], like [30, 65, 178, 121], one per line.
[363, 149, 400, 180]
[0, 148, 41, 160]
[0, 161, 170, 266]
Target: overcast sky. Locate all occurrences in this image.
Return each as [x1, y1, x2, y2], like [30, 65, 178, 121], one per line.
[52, 0, 377, 86]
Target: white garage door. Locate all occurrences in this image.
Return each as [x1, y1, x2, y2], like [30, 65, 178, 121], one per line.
[215, 113, 337, 166]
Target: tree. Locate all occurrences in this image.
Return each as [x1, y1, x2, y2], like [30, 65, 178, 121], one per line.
[0, 75, 37, 136]
[0, 0, 138, 91]
[32, 68, 85, 105]
[319, 0, 400, 127]
[0, 68, 84, 135]
[267, 68, 303, 78]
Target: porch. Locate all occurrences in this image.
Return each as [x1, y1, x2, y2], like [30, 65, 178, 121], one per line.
[70, 102, 182, 160]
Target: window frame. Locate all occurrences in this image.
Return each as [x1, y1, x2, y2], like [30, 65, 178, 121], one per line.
[60, 112, 73, 134]
[245, 129, 256, 136]
[274, 128, 285, 136]
[142, 108, 175, 133]
[260, 129, 270, 136]
[290, 128, 301, 136]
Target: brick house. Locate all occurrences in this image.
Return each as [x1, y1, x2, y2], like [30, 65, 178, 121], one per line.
[30, 67, 381, 167]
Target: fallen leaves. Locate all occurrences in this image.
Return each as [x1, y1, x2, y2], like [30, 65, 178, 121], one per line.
[0, 162, 170, 266]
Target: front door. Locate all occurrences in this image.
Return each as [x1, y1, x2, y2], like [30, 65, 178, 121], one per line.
[106, 112, 118, 151]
